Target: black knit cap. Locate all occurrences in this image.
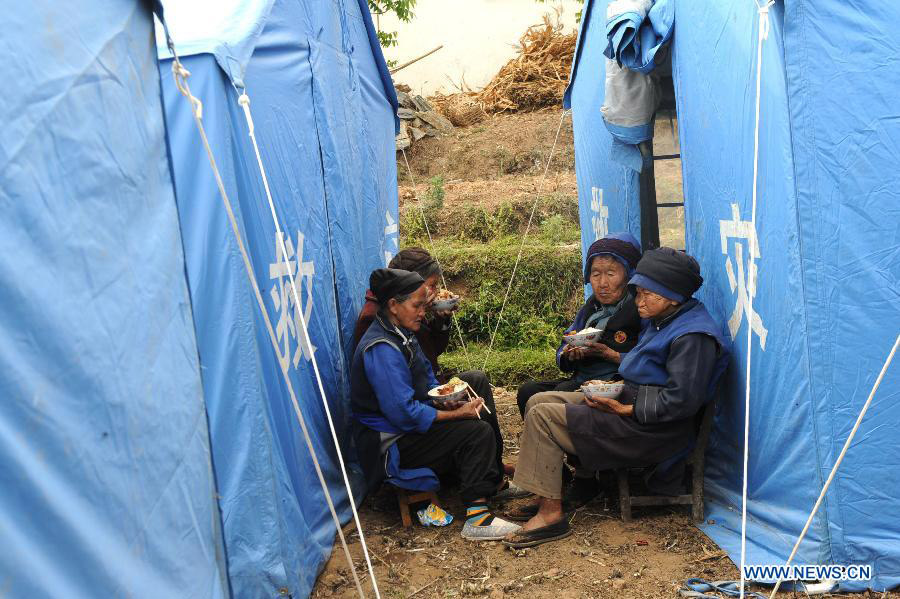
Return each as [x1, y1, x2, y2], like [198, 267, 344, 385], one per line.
[583, 234, 642, 282]
[370, 268, 425, 304]
[631, 247, 704, 300]
[388, 247, 437, 277]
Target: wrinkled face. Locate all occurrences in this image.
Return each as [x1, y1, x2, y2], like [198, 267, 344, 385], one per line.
[589, 255, 628, 305]
[388, 285, 428, 331]
[422, 273, 440, 305]
[634, 286, 680, 320]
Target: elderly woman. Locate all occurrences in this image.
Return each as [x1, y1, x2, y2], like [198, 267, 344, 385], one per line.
[502, 248, 730, 548]
[351, 268, 520, 540]
[353, 248, 511, 478]
[516, 233, 643, 417]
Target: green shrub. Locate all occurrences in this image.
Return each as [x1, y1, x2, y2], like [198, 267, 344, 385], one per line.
[457, 203, 495, 242]
[399, 175, 446, 243]
[428, 237, 583, 350]
[539, 213, 579, 244]
[440, 345, 562, 387]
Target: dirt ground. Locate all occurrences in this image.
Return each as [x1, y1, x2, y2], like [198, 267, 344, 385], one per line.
[310, 114, 893, 598]
[312, 389, 891, 599]
[399, 111, 575, 184]
[398, 110, 685, 249]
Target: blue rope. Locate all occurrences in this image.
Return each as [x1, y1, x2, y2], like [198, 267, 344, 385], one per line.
[679, 579, 768, 599]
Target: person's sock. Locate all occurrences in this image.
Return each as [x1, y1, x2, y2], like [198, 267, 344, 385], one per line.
[465, 505, 496, 527]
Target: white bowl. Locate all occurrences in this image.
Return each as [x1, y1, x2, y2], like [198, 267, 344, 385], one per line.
[432, 296, 460, 311]
[428, 382, 468, 404]
[582, 381, 625, 400]
[563, 327, 603, 347]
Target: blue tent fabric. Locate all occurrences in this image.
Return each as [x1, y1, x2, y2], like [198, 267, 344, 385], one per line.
[0, 2, 228, 598]
[565, 0, 642, 291]
[572, 0, 900, 590]
[669, 0, 900, 591]
[604, 0, 674, 74]
[158, 1, 398, 596]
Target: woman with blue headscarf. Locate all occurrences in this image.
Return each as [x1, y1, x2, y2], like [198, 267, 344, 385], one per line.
[514, 232, 643, 418]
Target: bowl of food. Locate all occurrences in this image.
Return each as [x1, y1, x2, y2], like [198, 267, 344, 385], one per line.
[581, 380, 625, 400]
[432, 289, 460, 311]
[563, 326, 603, 347]
[428, 376, 469, 404]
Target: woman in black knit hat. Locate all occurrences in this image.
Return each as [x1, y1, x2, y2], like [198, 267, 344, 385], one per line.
[515, 232, 644, 418]
[350, 268, 521, 540]
[502, 248, 731, 548]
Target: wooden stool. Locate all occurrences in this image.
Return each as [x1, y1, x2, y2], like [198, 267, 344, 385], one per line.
[616, 398, 716, 523]
[394, 487, 440, 528]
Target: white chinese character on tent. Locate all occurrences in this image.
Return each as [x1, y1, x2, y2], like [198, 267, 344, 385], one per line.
[269, 230, 317, 371]
[719, 203, 768, 350]
[591, 186, 609, 241]
[384, 210, 399, 266]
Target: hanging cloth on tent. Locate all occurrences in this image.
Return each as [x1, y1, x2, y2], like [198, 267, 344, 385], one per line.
[604, 0, 675, 74]
[600, 0, 674, 170]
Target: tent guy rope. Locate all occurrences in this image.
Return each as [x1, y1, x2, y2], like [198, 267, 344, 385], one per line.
[235, 90, 382, 599]
[767, 333, 900, 598]
[164, 41, 372, 599]
[480, 108, 569, 372]
[739, 2, 774, 597]
[400, 148, 474, 372]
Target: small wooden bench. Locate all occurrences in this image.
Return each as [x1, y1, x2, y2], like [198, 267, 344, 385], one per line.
[615, 398, 716, 523]
[394, 487, 441, 528]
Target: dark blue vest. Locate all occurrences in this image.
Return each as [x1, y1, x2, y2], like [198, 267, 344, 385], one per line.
[350, 314, 434, 421]
[350, 314, 440, 494]
[618, 300, 730, 399]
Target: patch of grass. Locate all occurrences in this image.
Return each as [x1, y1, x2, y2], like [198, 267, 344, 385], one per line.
[427, 236, 583, 350]
[402, 193, 580, 245]
[441, 345, 562, 387]
[539, 213, 579, 244]
[399, 175, 445, 240]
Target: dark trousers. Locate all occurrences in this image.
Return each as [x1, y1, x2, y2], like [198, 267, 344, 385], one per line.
[516, 377, 582, 419]
[396, 418, 499, 505]
[455, 370, 504, 477]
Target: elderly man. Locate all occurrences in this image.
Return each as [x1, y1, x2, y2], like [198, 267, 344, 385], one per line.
[502, 248, 730, 548]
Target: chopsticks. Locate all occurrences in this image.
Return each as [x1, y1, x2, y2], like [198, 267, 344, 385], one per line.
[463, 382, 491, 416]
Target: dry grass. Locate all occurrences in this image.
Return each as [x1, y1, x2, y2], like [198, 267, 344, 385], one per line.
[430, 14, 576, 116]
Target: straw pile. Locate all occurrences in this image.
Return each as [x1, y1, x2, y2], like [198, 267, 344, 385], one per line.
[432, 15, 576, 118]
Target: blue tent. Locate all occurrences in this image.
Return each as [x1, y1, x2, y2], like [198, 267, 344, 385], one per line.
[564, 0, 642, 269]
[571, 0, 900, 591]
[0, 1, 228, 597]
[157, 0, 398, 597]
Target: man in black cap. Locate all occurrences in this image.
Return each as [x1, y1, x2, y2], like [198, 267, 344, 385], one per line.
[503, 248, 731, 548]
[350, 268, 521, 540]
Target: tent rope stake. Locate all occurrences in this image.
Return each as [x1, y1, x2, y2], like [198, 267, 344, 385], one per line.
[400, 148, 474, 372]
[480, 109, 568, 372]
[235, 90, 381, 599]
[167, 51, 370, 598]
[767, 333, 900, 598]
[739, 3, 773, 597]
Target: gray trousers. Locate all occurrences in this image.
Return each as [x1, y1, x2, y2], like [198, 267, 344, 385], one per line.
[513, 390, 590, 499]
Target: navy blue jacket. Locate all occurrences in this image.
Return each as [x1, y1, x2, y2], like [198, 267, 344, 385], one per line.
[350, 314, 441, 495]
[566, 299, 730, 474]
[557, 293, 642, 382]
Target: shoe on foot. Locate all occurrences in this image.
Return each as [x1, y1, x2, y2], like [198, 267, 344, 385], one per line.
[461, 506, 521, 541]
[492, 481, 532, 502]
[501, 517, 572, 549]
[562, 476, 600, 511]
[506, 503, 540, 522]
[491, 481, 532, 501]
